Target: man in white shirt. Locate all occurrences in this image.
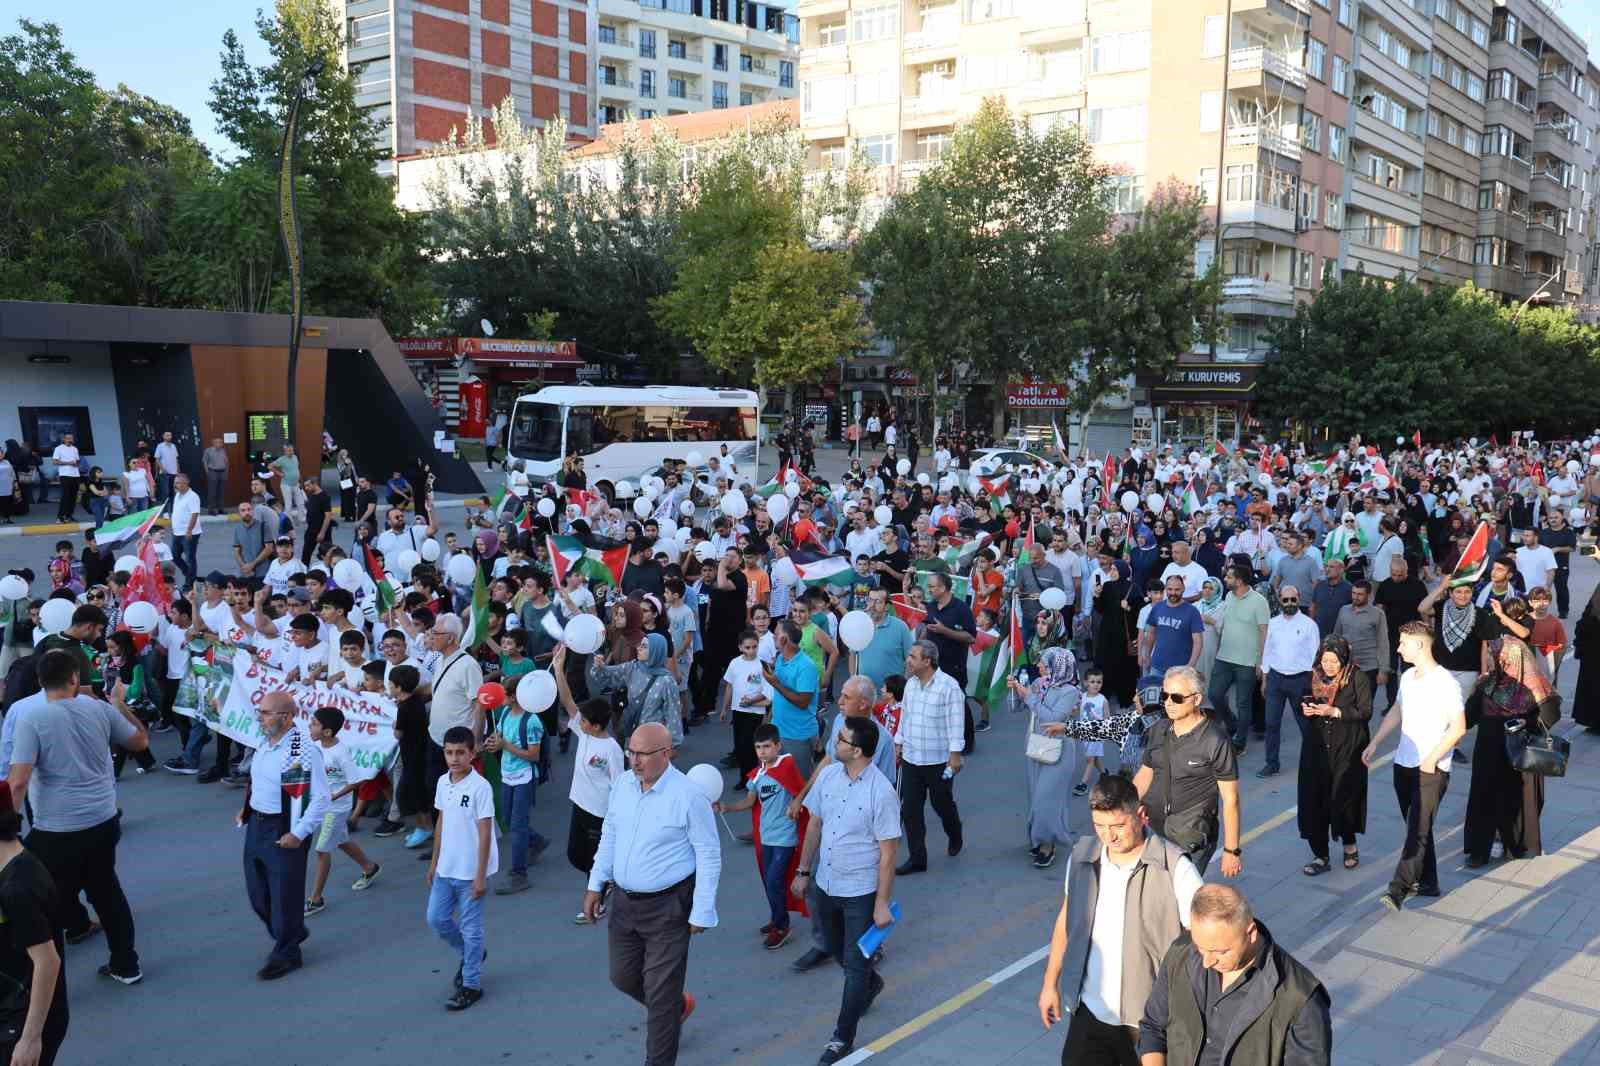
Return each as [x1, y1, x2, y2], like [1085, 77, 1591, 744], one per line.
[1257, 584, 1319, 777]
[374, 507, 436, 561]
[843, 512, 881, 563]
[1043, 533, 1081, 611]
[1159, 541, 1209, 603]
[893, 640, 964, 875]
[884, 422, 897, 450]
[1514, 527, 1557, 598]
[169, 473, 204, 590]
[153, 430, 181, 501]
[51, 434, 81, 524]
[1364, 621, 1466, 909]
[1038, 774, 1202, 1064]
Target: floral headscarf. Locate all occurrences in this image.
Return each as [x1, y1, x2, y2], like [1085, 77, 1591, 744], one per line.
[1039, 646, 1079, 693]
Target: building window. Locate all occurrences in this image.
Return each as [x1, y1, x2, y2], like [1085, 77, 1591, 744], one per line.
[1466, 73, 1484, 101]
[740, 90, 754, 106]
[1198, 166, 1217, 202]
[713, 81, 728, 108]
[1028, 110, 1079, 135]
[1295, 251, 1314, 287]
[1301, 111, 1321, 152]
[967, 0, 1018, 20]
[740, 53, 753, 72]
[1325, 192, 1342, 228]
[916, 131, 952, 160]
[599, 24, 617, 44]
[1332, 56, 1348, 96]
[668, 39, 687, 58]
[852, 4, 898, 42]
[855, 67, 895, 106]
[1200, 91, 1222, 132]
[1463, 128, 1479, 154]
[353, 58, 390, 95]
[640, 70, 656, 97]
[819, 21, 846, 47]
[820, 143, 848, 169]
[600, 64, 618, 86]
[1471, 18, 1488, 47]
[1202, 15, 1224, 58]
[713, 44, 728, 71]
[780, 60, 794, 88]
[1299, 181, 1320, 227]
[669, 77, 687, 99]
[1087, 104, 1147, 143]
[349, 13, 389, 49]
[1107, 174, 1144, 212]
[1337, 0, 1352, 27]
[639, 109, 656, 119]
[1090, 31, 1150, 74]
[640, 29, 657, 58]
[1305, 38, 1325, 81]
[1328, 124, 1345, 161]
[855, 133, 896, 166]
[1224, 163, 1256, 202]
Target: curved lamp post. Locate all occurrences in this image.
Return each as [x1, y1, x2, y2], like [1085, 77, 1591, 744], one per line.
[279, 58, 324, 450]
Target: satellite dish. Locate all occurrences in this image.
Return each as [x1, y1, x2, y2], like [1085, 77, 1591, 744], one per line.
[480, 318, 495, 336]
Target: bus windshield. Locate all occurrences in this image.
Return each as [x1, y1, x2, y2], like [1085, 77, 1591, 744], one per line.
[507, 402, 564, 461]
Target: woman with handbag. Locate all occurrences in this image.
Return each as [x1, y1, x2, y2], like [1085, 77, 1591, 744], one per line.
[1465, 598, 1558, 866]
[1297, 636, 1372, 876]
[1014, 647, 1082, 869]
[584, 631, 683, 746]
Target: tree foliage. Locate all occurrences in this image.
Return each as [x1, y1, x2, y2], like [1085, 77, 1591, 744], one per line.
[1258, 275, 1600, 440]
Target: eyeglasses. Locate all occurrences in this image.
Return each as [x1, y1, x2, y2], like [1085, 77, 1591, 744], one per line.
[626, 746, 669, 759]
[1161, 691, 1198, 704]
[1278, 598, 1299, 605]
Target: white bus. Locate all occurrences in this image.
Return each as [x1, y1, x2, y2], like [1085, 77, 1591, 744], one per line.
[503, 385, 761, 495]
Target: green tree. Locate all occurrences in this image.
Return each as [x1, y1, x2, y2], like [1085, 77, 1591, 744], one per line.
[712, 240, 868, 389]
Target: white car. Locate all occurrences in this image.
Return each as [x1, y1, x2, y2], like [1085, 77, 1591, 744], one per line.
[968, 448, 1058, 477]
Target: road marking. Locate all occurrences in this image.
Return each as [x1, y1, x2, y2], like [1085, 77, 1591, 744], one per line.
[833, 750, 1399, 1064]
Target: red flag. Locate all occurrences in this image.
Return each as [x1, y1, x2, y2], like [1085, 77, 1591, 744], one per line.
[1412, 429, 1422, 451]
[1528, 461, 1546, 486]
[1450, 521, 1492, 586]
[565, 487, 597, 512]
[1489, 433, 1499, 448]
[746, 753, 811, 917]
[890, 594, 927, 628]
[123, 535, 170, 621]
[1024, 516, 1035, 551]
[1101, 453, 1116, 509]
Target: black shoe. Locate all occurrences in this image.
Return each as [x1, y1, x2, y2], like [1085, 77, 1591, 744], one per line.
[1464, 855, 1489, 869]
[197, 767, 225, 784]
[446, 986, 483, 1011]
[66, 920, 101, 945]
[791, 948, 832, 973]
[974, 719, 991, 733]
[1232, 743, 1247, 756]
[1378, 890, 1404, 912]
[895, 861, 928, 876]
[1256, 766, 1279, 778]
[947, 833, 963, 857]
[97, 963, 142, 985]
[818, 1039, 853, 1065]
[257, 958, 301, 980]
[372, 819, 404, 837]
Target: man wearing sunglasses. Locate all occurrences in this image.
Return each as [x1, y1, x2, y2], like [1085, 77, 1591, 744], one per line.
[1132, 667, 1242, 878]
[1257, 585, 1320, 778]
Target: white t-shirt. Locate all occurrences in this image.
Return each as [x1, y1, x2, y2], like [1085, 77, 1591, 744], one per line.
[263, 557, 306, 595]
[433, 770, 499, 881]
[199, 599, 243, 643]
[884, 424, 897, 447]
[1071, 847, 1203, 1026]
[51, 445, 80, 478]
[320, 740, 357, 813]
[1515, 545, 1557, 595]
[169, 489, 202, 537]
[285, 641, 329, 680]
[756, 630, 777, 665]
[1160, 561, 1209, 599]
[570, 731, 625, 818]
[1394, 664, 1463, 772]
[722, 655, 771, 714]
[160, 619, 190, 680]
[124, 468, 150, 499]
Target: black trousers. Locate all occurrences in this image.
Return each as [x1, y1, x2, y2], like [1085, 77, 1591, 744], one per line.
[609, 876, 694, 1066]
[1061, 1004, 1139, 1066]
[27, 814, 139, 974]
[56, 477, 79, 521]
[1390, 764, 1448, 895]
[1553, 566, 1571, 616]
[900, 761, 961, 865]
[0, 1006, 67, 1066]
[732, 712, 762, 780]
[244, 811, 310, 964]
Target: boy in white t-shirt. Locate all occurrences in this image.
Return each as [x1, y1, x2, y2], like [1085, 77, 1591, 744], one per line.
[1364, 620, 1466, 911]
[426, 725, 497, 1011]
[263, 537, 307, 596]
[719, 629, 773, 785]
[750, 605, 777, 665]
[305, 708, 382, 916]
[552, 647, 624, 923]
[1073, 667, 1109, 797]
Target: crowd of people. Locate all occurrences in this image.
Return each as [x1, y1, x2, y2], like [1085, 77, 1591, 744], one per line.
[0, 422, 1593, 1065]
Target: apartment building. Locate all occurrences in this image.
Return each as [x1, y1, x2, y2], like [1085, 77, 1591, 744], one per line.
[331, 0, 597, 172]
[593, 1, 800, 125]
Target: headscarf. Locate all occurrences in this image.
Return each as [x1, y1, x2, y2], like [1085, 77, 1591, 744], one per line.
[474, 530, 501, 580]
[1199, 577, 1224, 613]
[1310, 635, 1353, 705]
[640, 632, 671, 678]
[608, 601, 646, 663]
[1038, 646, 1079, 693]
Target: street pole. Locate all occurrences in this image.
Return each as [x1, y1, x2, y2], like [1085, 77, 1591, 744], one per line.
[278, 58, 323, 454]
[1208, 0, 1235, 361]
[1511, 271, 1561, 326]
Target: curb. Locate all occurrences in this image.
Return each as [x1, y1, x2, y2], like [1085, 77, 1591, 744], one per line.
[0, 496, 473, 539]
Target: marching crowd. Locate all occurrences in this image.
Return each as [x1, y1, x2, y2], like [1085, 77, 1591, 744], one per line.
[0, 424, 1594, 1066]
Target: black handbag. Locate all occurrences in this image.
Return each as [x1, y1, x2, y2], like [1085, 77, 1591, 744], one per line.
[1505, 719, 1569, 777]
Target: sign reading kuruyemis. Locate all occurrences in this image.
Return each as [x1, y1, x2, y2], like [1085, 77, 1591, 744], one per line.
[172, 639, 398, 779]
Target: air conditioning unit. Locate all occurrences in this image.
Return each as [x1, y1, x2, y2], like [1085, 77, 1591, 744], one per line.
[932, 62, 953, 75]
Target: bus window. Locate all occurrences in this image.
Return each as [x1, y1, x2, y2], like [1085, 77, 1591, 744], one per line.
[508, 403, 563, 461]
[579, 404, 758, 447]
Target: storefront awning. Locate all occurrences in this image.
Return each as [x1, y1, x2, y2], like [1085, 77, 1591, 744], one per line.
[394, 337, 581, 368]
[1143, 363, 1260, 405]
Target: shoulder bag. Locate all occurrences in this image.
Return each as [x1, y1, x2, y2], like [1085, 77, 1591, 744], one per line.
[1024, 708, 1063, 765]
[1504, 717, 1569, 777]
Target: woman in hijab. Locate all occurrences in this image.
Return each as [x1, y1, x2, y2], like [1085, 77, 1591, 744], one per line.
[1466, 598, 1558, 865]
[1195, 576, 1226, 691]
[1193, 526, 1227, 579]
[1092, 554, 1140, 708]
[1297, 635, 1372, 875]
[1015, 647, 1082, 869]
[1572, 585, 1600, 732]
[606, 600, 646, 665]
[336, 449, 358, 519]
[1128, 522, 1159, 593]
[586, 631, 683, 745]
[472, 530, 503, 582]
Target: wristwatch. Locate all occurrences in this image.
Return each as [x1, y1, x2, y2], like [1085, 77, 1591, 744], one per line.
[795, 870, 811, 878]
[1222, 847, 1242, 858]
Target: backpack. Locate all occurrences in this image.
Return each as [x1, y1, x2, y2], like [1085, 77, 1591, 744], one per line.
[495, 708, 540, 783]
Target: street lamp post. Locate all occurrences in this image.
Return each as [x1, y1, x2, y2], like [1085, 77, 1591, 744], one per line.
[279, 58, 324, 452]
[1511, 270, 1561, 325]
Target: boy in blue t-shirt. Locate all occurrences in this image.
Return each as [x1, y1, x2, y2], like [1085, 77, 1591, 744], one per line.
[483, 685, 547, 895]
[1142, 576, 1204, 675]
[715, 723, 809, 951]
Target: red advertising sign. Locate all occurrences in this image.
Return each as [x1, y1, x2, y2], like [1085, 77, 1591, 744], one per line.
[887, 367, 919, 385]
[394, 338, 580, 365]
[1006, 380, 1071, 408]
[396, 337, 457, 359]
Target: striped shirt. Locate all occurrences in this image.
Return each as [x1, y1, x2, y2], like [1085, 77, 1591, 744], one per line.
[894, 669, 966, 766]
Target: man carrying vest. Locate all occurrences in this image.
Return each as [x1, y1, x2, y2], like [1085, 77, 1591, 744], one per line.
[1037, 773, 1203, 1066]
[1137, 884, 1332, 1066]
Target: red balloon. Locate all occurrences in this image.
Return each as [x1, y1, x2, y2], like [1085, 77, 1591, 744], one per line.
[939, 514, 958, 533]
[476, 682, 507, 709]
[1005, 520, 1020, 538]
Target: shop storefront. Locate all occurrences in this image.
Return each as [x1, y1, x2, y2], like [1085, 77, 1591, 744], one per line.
[1005, 377, 1070, 445]
[396, 337, 589, 433]
[1140, 362, 1261, 450]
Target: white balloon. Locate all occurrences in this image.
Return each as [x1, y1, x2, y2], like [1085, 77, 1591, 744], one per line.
[686, 763, 724, 803]
[615, 480, 636, 498]
[39, 599, 74, 635]
[1120, 491, 1140, 513]
[679, 499, 696, 517]
[916, 472, 930, 486]
[1567, 460, 1581, 474]
[1396, 436, 1406, 445]
[1039, 588, 1068, 612]
[896, 459, 911, 476]
[721, 491, 749, 518]
[656, 518, 678, 541]
[537, 497, 556, 517]
[784, 482, 801, 499]
[420, 538, 441, 562]
[641, 482, 660, 502]
[766, 495, 790, 523]
[1147, 493, 1166, 514]
[874, 505, 894, 527]
[114, 555, 140, 575]
[516, 671, 558, 713]
[784, 469, 800, 484]
[123, 601, 160, 634]
[694, 541, 719, 562]
[446, 554, 478, 586]
[685, 450, 704, 468]
[562, 612, 608, 655]
[0, 575, 26, 600]
[1188, 451, 1202, 465]
[393, 549, 421, 581]
[939, 476, 957, 493]
[838, 610, 875, 652]
[634, 497, 653, 518]
[770, 556, 797, 588]
[675, 526, 692, 543]
[333, 558, 365, 589]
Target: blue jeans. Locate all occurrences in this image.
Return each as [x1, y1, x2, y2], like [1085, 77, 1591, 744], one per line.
[173, 534, 199, 586]
[502, 779, 544, 876]
[813, 888, 881, 1047]
[1262, 670, 1310, 771]
[88, 495, 107, 528]
[1209, 660, 1257, 747]
[760, 844, 795, 930]
[427, 875, 485, 990]
[182, 719, 210, 765]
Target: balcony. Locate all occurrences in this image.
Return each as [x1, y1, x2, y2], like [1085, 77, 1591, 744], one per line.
[598, 77, 636, 95]
[1220, 199, 1298, 236]
[1233, 0, 1312, 18]
[905, 27, 960, 52]
[1524, 220, 1568, 257]
[1229, 47, 1307, 92]
[667, 89, 704, 102]
[1539, 71, 1585, 115]
[1226, 123, 1301, 160]
[1531, 168, 1571, 204]
[666, 48, 703, 67]
[597, 31, 635, 54]
[1221, 276, 1295, 304]
[796, 0, 848, 15]
[801, 44, 847, 66]
[742, 60, 778, 82]
[905, 94, 959, 116]
[1533, 123, 1577, 160]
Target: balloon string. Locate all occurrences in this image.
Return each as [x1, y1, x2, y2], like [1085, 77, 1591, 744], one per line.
[718, 810, 743, 843]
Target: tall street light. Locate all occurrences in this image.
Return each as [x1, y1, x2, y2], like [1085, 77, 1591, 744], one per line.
[279, 57, 324, 452]
[1511, 270, 1561, 326]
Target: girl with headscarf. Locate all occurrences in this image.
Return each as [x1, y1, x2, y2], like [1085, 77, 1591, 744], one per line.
[1193, 526, 1227, 579]
[1195, 576, 1226, 690]
[606, 600, 646, 665]
[1297, 635, 1372, 875]
[472, 530, 502, 583]
[1465, 599, 1557, 865]
[585, 631, 683, 745]
[1016, 647, 1083, 868]
[1572, 585, 1600, 732]
[1092, 555, 1140, 708]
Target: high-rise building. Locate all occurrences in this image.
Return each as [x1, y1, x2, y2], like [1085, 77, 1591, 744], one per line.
[331, 0, 598, 174]
[593, 1, 801, 125]
[795, 0, 1600, 443]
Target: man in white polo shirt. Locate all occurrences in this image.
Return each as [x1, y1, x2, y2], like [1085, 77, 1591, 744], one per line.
[169, 473, 204, 590]
[51, 434, 81, 524]
[1364, 620, 1466, 911]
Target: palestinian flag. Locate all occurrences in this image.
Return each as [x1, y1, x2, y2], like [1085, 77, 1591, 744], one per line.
[1024, 516, 1036, 552]
[1181, 479, 1202, 517]
[547, 534, 628, 588]
[976, 474, 1011, 508]
[983, 594, 1027, 707]
[890, 594, 926, 628]
[95, 503, 164, 548]
[364, 545, 397, 613]
[1303, 459, 1329, 476]
[566, 487, 599, 513]
[793, 554, 855, 590]
[755, 462, 814, 499]
[122, 534, 170, 621]
[967, 628, 1000, 700]
[1212, 440, 1230, 459]
[1449, 521, 1492, 587]
[460, 566, 492, 650]
[1412, 429, 1423, 451]
[913, 566, 971, 602]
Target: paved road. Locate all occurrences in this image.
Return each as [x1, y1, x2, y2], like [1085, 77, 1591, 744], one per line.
[5, 445, 1600, 1066]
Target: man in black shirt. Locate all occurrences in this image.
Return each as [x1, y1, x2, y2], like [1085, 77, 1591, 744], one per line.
[923, 573, 976, 686]
[1134, 666, 1242, 878]
[352, 477, 379, 530]
[1539, 510, 1577, 617]
[0, 810, 67, 1066]
[300, 478, 334, 566]
[1373, 555, 1428, 710]
[619, 543, 665, 601]
[699, 549, 749, 717]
